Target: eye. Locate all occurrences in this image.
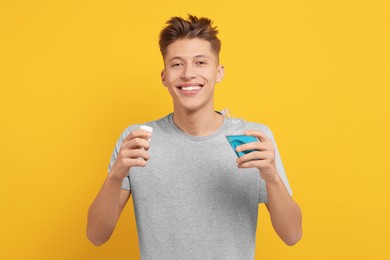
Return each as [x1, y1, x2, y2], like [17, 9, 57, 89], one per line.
[196, 60, 208, 66]
[171, 63, 183, 68]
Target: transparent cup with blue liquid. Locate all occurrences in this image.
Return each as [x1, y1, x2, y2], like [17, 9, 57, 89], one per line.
[221, 108, 260, 158]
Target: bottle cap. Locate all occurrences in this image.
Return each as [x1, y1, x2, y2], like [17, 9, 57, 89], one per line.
[140, 125, 153, 133]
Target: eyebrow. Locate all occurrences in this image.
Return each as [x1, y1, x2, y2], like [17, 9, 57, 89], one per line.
[168, 55, 209, 62]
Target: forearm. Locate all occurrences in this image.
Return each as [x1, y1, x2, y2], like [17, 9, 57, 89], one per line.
[265, 174, 302, 246]
[87, 174, 124, 245]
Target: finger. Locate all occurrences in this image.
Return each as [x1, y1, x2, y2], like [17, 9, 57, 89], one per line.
[124, 129, 152, 142]
[244, 130, 270, 143]
[122, 137, 150, 150]
[121, 158, 148, 167]
[238, 160, 269, 169]
[237, 151, 270, 164]
[120, 149, 150, 161]
[236, 142, 270, 153]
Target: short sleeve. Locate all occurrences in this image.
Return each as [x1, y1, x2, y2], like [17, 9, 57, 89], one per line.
[107, 125, 140, 191]
[256, 125, 292, 203]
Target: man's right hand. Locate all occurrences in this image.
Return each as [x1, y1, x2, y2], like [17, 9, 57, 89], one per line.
[87, 128, 152, 246]
[109, 129, 152, 180]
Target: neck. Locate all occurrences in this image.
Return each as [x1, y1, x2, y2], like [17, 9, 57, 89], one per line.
[172, 107, 224, 136]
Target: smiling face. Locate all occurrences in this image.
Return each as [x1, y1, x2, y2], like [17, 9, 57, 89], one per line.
[161, 38, 224, 113]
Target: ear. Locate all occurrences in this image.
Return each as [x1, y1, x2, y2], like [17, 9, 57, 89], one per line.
[216, 65, 224, 83]
[161, 70, 167, 87]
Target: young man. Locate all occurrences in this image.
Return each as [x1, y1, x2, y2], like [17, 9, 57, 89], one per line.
[87, 15, 302, 259]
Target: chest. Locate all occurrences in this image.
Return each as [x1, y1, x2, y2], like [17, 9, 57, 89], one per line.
[129, 134, 261, 205]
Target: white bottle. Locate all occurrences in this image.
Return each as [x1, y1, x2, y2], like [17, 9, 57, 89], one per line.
[140, 125, 153, 142]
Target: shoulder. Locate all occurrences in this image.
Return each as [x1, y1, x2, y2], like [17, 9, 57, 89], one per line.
[243, 120, 277, 142]
[119, 114, 171, 140]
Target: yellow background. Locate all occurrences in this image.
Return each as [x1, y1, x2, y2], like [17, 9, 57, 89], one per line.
[1, 0, 389, 259]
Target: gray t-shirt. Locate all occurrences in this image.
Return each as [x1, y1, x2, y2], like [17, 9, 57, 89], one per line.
[108, 113, 292, 260]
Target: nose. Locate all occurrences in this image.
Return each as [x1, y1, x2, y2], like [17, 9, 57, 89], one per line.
[180, 64, 196, 81]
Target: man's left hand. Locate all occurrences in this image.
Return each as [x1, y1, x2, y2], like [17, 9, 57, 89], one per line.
[236, 130, 278, 182]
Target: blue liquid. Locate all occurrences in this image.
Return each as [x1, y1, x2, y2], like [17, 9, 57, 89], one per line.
[226, 135, 259, 157]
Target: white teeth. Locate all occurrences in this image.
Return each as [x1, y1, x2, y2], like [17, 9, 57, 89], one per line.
[181, 86, 201, 91]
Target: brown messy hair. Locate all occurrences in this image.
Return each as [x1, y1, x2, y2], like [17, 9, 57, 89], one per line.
[159, 15, 221, 58]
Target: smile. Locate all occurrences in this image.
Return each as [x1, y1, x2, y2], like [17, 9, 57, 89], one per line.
[176, 84, 204, 94]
